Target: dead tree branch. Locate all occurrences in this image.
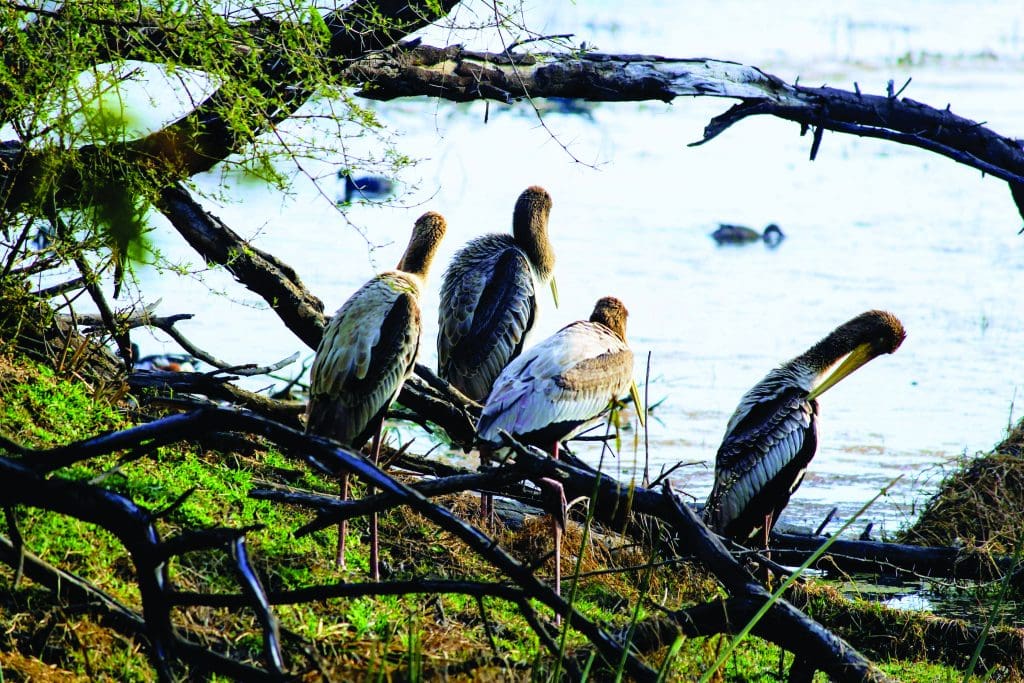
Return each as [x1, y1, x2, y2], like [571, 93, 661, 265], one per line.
[343, 44, 1024, 219]
[254, 425, 894, 681]
[156, 184, 327, 351]
[0, 454, 285, 681]
[349, 45, 1024, 187]
[127, 369, 305, 427]
[770, 530, 1021, 582]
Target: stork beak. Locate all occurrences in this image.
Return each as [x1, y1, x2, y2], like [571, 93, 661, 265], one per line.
[805, 342, 875, 401]
[550, 277, 559, 308]
[630, 380, 646, 428]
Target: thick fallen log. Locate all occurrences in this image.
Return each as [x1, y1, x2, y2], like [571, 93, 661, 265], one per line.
[770, 530, 1019, 582]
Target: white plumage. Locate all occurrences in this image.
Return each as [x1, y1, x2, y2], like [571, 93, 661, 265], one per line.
[475, 296, 636, 601]
[477, 317, 633, 447]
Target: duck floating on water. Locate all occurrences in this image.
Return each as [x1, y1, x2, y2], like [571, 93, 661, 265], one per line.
[131, 343, 201, 372]
[711, 223, 784, 247]
[338, 170, 396, 204]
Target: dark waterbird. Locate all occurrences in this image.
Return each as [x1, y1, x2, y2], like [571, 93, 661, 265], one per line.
[339, 171, 396, 204]
[711, 222, 784, 247]
[703, 310, 906, 545]
[305, 211, 446, 578]
[476, 296, 643, 598]
[438, 185, 558, 403]
[131, 343, 201, 372]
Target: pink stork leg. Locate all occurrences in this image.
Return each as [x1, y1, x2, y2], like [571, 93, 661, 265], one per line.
[336, 474, 350, 569]
[480, 446, 493, 527]
[369, 423, 383, 582]
[537, 440, 568, 624]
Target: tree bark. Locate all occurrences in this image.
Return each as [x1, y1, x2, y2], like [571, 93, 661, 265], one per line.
[349, 44, 1024, 189]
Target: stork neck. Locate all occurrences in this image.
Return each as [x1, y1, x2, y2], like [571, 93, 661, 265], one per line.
[799, 326, 858, 375]
[513, 202, 554, 280]
[399, 244, 436, 278]
[398, 219, 445, 279]
[590, 306, 628, 341]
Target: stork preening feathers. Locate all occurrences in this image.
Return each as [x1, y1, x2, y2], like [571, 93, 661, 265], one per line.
[703, 310, 906, 545]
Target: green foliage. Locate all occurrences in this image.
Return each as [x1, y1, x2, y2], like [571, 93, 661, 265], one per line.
[1, 0, 414, 293]
[0, 362, 123, 446]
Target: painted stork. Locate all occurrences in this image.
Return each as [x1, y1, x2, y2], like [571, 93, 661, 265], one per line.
[476, 296, 642, 597]
[306, 211, 447, 578]
[703, 309, 906, 546]
[437, 185, 557, 402]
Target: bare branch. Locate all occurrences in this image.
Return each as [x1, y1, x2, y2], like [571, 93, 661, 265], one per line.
[347, 45, 1024, 188]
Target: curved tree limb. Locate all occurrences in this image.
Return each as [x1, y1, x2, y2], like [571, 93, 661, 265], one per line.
[3, 406, 658, 681]
[156, 183, 327, 351]
[349, 45, 1024, 191]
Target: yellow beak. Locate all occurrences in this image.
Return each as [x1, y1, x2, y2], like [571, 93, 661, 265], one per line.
[805, 342, 875, 402]
[630, 380, 646, 428]
[550, 277, 560, 308]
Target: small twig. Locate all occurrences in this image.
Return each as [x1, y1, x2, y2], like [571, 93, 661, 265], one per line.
[649, 459, 702, 488]
[809, 124, 824, 160]
[74, 253, 133, 366]
[4, 506, 26, 589]
[149, 487, 199, 522]
[230, 536, 286, 676]
[507, 32, 574, 52]
[814, 507, 838, 536]
[893, 77, 912, 99]
[32, 276, 86, 299]
[476, 595, 502, 659]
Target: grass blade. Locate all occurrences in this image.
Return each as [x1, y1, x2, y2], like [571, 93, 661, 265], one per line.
[698, 475, 903, 683]
[963, 533, 1024, 681]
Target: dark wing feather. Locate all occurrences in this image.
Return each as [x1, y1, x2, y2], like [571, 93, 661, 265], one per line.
[438, 237, 536, 401]
[307, 282, 419, 448]
[704, 386, 818, 541]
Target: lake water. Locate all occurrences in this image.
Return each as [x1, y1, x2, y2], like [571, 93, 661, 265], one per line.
[121, 1, 1024, 539]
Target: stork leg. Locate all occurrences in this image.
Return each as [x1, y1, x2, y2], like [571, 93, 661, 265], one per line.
[369, 423, 383, 582]
[335, 474, 350, 569]
[552, 442, 564, 600]
[537, 441, 567, 625]
[479, 446, 494, 527]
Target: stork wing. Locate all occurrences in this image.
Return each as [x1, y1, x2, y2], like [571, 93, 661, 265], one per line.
[477, 322, 633, 446]
[438, 237, 536, 400]
[307, 275, 420, 447]
[704, 387, 817, 539]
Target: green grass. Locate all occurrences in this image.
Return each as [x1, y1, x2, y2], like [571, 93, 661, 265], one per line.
[0, 353, 1006, 681]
